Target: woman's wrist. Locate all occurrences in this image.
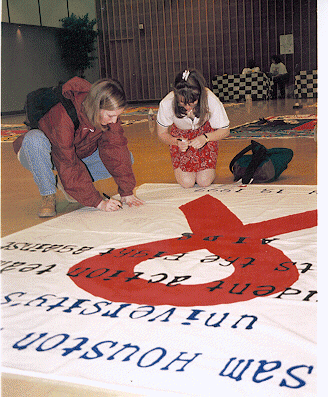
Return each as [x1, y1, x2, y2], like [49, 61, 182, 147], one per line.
[203, 133, 210, 143]
[175, 137, 185, 145]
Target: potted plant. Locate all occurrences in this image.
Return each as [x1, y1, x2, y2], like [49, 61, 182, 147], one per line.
[57, 13, 98, 78]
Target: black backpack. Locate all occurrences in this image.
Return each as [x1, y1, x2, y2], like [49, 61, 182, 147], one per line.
[25, 84, 79, 131]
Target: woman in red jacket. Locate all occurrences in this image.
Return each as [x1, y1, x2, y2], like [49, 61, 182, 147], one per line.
[13, 77, 143, 217]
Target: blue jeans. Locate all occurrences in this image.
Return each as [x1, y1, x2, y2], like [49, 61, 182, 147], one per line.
[18, 129, 133, 196]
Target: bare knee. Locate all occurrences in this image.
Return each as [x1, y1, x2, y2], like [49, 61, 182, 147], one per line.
[179, 179, 196, 188]
[196, 179, 212, 187]
[196, 169, 216, 187]
[174, 169, 196, 188]
[177, 175, 196, 188]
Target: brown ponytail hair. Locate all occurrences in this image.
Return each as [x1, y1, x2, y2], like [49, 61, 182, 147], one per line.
[173, 69, 208, 126]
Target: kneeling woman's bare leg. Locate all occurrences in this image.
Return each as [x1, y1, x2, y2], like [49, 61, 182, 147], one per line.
[195, 169, 216, 187]
[174, 168, 197, 188]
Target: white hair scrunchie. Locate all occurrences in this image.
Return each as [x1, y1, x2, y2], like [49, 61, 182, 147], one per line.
[182, 70, 190, 81]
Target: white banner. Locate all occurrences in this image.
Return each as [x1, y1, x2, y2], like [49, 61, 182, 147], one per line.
[1, 183, 317, 396]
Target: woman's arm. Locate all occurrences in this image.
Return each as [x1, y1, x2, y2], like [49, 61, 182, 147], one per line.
[203, 127, 230, 141]
[157, 123, 189, 152]
[157, 123, 178, 145]
[98, 122, 138, 196]
[188, 127, 230, 149]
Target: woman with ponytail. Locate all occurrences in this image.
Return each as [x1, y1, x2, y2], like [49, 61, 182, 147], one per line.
[156, 69, 230, 188]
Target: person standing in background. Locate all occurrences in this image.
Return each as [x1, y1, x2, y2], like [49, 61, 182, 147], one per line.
[269, 55, 289, 99]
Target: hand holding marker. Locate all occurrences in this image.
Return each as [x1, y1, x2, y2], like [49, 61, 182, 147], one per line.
[103, 193, 123, 209]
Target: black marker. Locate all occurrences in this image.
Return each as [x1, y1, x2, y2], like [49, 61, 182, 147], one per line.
[103, 193, 123, 209]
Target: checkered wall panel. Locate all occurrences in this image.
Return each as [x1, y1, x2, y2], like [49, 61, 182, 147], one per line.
[212, 72, 271, 102]
[294, 70, 318, 98]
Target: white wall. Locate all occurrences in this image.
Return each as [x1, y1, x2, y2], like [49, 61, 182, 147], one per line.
[1, 0, 96, 28]
[1, 0, 99, 113]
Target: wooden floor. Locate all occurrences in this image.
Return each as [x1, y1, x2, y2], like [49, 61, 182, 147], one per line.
[1, 97, 317, 396]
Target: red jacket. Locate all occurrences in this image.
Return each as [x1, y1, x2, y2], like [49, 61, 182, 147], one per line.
[13, 77, 136, 208]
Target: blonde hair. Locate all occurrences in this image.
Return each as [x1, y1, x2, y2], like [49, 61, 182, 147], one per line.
[173, 69, 208, 126]
[83, 78, 127, 129]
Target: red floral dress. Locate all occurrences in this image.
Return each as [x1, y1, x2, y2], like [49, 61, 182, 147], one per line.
[169, 121, 218, 172]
